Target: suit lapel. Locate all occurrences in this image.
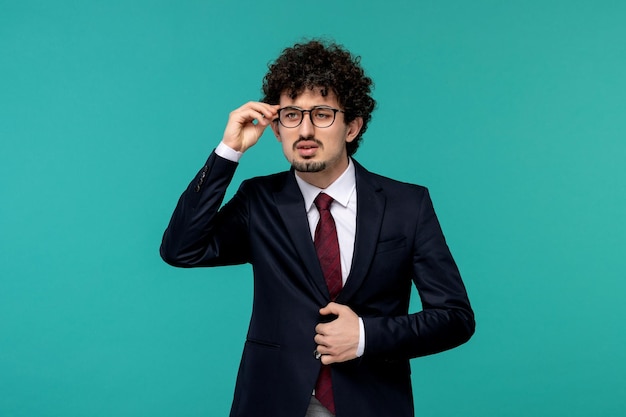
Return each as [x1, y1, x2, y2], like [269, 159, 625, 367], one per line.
[337, 161, 385, 303]
[274, 171, 330, 302]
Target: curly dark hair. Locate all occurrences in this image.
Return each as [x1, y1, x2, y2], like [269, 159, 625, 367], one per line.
[261, 40, 376, 156]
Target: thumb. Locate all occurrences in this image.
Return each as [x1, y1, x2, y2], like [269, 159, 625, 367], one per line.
[319, 302, 342, 316]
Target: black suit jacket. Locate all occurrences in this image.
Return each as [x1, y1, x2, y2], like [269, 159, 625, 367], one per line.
[161, 152, 475, 417]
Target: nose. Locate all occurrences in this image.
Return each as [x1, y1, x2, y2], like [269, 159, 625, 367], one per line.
[298, 111, 316, 137]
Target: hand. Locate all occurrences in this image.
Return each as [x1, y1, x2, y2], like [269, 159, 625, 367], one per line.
[221, 102, 280, 153]
[314, 302, 360, 365]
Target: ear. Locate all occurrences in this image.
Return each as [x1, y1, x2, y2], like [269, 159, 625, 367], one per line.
[345, 117, 363, 143]
[270, 120, 281, 142]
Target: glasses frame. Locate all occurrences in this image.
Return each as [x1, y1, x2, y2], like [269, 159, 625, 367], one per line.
[276, 106, 345, 129]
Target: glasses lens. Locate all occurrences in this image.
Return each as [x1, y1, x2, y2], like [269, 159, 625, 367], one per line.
[311, 108, 336, 128]
[280, 108, 302, 127]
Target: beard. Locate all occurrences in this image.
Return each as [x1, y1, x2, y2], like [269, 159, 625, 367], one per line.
[291, 160, 326, 172]
[291, 136, 326, 172]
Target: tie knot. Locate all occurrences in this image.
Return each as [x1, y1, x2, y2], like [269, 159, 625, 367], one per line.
[314, 193, 334, 211]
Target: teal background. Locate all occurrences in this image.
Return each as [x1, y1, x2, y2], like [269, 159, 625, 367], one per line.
[1, 1, 625, 416]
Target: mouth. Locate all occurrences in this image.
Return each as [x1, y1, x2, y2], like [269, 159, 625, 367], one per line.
[294, 139, 321, 157]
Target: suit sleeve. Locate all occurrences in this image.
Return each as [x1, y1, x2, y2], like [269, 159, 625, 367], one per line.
[362, 188, 475, 359]
[160, 151, 250, 267]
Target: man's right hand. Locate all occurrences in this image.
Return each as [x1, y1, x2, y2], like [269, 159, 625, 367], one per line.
[221, 102, 280, 153]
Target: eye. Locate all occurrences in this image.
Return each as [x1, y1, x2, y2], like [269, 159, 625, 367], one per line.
[283, 108, 301, 120]
[313, 108, 333, 119]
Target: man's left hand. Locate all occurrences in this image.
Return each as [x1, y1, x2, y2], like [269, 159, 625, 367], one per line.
[314, 302, 360, 365]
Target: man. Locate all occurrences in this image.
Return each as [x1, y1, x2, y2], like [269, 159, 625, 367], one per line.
[160, 40, 474, 417]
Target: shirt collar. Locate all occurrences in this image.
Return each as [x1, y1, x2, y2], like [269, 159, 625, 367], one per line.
[294, 158, 356, 212]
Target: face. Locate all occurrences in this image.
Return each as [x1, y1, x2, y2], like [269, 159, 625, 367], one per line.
[271, 88, 363, 187]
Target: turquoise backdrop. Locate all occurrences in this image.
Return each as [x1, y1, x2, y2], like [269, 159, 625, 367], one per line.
[1, 1, 625, 416]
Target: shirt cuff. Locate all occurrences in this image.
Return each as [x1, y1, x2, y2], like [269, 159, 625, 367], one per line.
[215, 142, 243, 162]
[356, 317, 365, 357]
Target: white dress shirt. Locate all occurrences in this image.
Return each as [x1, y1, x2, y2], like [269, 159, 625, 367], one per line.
[293, 161, 356, 285]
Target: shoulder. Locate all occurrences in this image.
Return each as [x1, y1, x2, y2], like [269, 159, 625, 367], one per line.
[353, 159, 428, 197]
[239, 170, 292, 194]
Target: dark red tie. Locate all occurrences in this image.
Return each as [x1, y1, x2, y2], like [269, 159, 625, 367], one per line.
[313, 193, 342, 415]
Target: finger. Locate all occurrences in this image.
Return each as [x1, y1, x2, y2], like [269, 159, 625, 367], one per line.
[240, 102, 279, 121]
[261, 103, 280, 120]
[314, 333, 330, 346]
[317, 347, 338, 365]
[315, 344, 330, 355]
[228, 107, 274, 135]
[315, 322, 330, 336]
[231, 108, 268, 127]
[321, 354, 337, 365]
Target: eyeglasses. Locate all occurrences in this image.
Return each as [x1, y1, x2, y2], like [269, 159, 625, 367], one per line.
[276, 106, 344, 128]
